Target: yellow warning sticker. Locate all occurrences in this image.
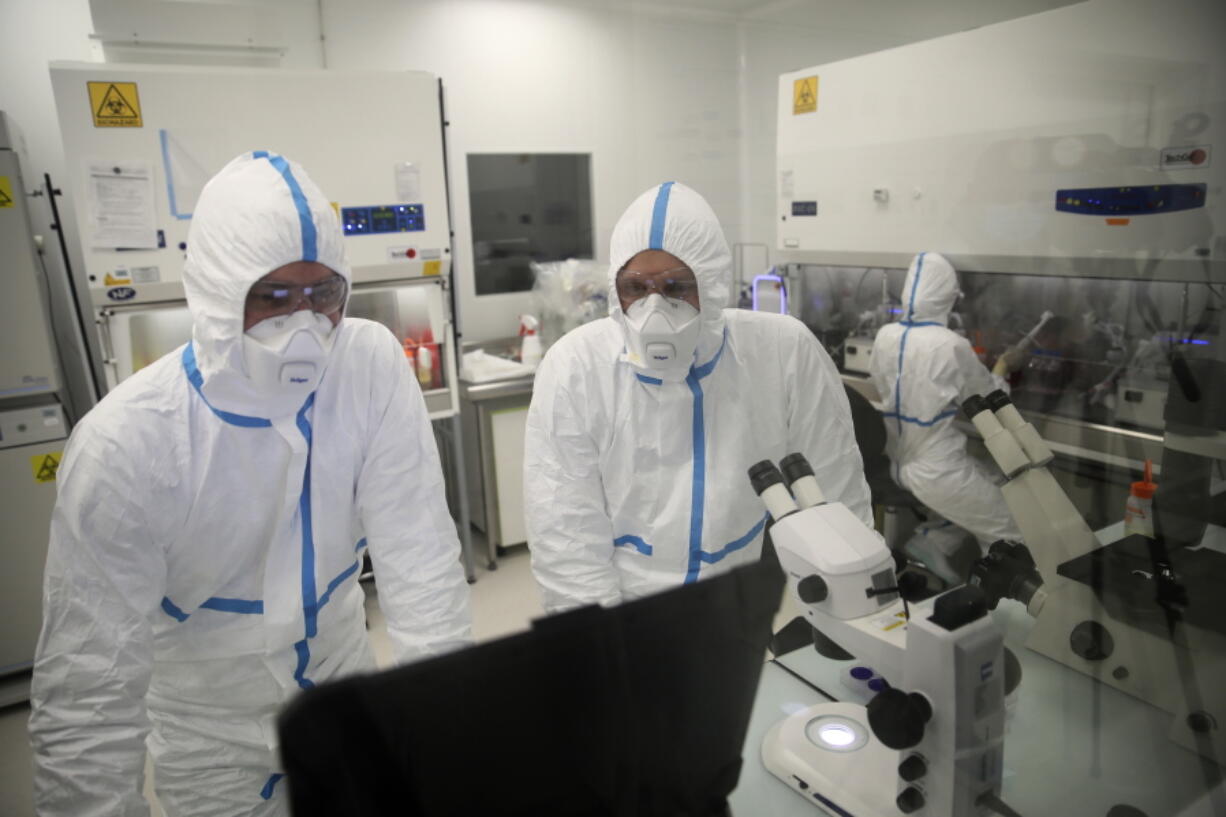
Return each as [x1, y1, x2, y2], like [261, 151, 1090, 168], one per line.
[104, 271, 132, 286]
[423, 260, 441, 276]
[31, 452, 62, 483]
[88, 81, 143, 128]
[793, 76, 818, 115]
[0, 175, 13, 208]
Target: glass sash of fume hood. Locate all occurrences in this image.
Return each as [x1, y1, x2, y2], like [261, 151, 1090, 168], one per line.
[793, 265, 1217, 435]
[96, 280, 452, 404]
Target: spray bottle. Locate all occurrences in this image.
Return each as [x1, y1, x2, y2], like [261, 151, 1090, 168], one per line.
[519, 314, 542, 367]
[1123, 459, 1157, 538]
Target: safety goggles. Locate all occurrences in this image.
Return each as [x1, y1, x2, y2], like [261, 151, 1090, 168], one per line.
[245, 274, 348, 321]
[615, 267, 700, 304]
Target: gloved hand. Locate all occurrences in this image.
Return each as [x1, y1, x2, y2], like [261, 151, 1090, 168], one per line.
[992, 344, 1028, 376]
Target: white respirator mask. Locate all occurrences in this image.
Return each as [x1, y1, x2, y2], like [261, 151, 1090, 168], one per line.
[623, 293, 701, 371]
[242, 310, 338, 396]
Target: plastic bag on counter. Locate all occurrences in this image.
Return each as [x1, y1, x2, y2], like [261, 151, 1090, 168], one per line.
[530, 258, 609, 349]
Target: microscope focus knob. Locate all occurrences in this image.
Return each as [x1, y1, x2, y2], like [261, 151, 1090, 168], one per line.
[898, 754, 927, 782]
[896, 785, 926, 814]
[797, 575, 828, 604]
[867, 688, 931, 750]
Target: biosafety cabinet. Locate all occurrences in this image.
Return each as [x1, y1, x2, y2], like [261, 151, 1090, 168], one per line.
[49, 62, 461, 418]
[772, 2, 1226, 804]
[49, 63, 477, 578]
[775, 0, 1225, 466]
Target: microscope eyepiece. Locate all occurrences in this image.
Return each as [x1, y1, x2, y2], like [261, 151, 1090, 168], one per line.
[748, 460, 786, 495]
[962, 394, 989, 419]
[779, 452, 815, 483]
[985, 390, 1012, 411]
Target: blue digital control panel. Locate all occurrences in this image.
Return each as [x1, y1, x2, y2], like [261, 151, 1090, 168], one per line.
[341, 204, 425, 235]
[1055, 184, 1206, 216]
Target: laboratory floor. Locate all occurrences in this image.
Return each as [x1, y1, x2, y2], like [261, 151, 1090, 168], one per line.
[0, 539, 543, 817]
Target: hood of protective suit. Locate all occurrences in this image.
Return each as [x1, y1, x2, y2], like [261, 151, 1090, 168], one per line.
[900, 252, 959, 326]
[182, 151, 351, 418]
[608, 182, 731, 377]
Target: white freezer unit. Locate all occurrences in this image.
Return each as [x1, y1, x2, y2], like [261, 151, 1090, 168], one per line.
[0, 114, 68, 691]
[776, 0, 1226, 282]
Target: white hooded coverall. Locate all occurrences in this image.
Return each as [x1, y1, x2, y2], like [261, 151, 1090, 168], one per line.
[524, 182, 872, 612]
[29, 152, 472, 817]
[868, 252, 1023, 547]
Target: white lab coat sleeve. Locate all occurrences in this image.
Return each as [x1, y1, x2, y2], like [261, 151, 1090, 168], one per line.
[357, 332, 473, 662]
[951, 338, 1009, 404]
[785, 320, 875, 528]
[523, 347, 621, 613]
[29, 428, 164, 817]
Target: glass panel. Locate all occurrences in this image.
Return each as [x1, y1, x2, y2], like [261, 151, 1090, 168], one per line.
[793, 264, 1219, 437]
[466, 153, 594, 295]
[346, 284, 448, 392]
[105, 305, 194, 386]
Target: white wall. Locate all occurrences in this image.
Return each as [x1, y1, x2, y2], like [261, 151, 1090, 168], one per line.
[322, 0, 1078, 342]
[0, 1, 99, 190]
[321, 0, 745, 342]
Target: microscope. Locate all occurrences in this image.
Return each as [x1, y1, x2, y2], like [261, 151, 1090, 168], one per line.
[748, 454, 1008, 816]
[962, 387, 1226, 765]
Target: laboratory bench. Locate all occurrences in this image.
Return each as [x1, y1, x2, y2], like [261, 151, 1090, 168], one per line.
[457, 339, 537, 568]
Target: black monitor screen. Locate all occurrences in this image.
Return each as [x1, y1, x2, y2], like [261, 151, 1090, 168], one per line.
[277, 560, 784, 817]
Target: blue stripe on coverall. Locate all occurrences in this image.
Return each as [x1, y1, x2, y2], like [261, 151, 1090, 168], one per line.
[648, 182, 675, 250]
[257, 151, 318, 262]
[888, 251, 960, 480]
[293, 393, 318, 690]
[625, 331, 761, 580]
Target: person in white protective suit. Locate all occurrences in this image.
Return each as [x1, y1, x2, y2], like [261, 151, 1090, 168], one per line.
[868, 251, 1024, 549]
[29, 152, 473, 817]
[523, 181, 872, 612]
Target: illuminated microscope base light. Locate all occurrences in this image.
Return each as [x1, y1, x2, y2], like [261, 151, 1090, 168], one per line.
[762, 701, 904, 817]
[806, 715, 869, 752]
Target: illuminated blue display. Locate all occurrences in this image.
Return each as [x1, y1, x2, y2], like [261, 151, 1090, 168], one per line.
[341, 204, 425, 236]
[1055, 184, 1206, 216]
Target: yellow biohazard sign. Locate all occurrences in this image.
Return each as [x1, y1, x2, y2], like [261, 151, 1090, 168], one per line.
[88, 81, 143, 127]
[793, 76, 818, 115]
[0, 175, 13, 208]
[31, 452, 62, 483]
